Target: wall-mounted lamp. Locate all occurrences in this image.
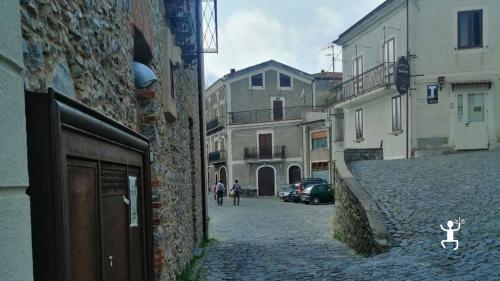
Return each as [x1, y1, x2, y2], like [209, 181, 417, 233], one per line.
[438, 76, 445, 90]
[132, 61, 158, 89]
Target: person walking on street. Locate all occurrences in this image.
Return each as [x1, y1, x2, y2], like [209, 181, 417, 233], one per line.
[231, 180, 242, 206]
[216, 180, 225, 206]
[211, 182, 217, 201]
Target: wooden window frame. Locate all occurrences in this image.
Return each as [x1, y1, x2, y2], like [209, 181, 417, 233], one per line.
[310, 130, 329, 151]
[457, 9, 483, 49]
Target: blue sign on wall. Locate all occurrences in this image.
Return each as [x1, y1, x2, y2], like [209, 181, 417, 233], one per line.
[427, 85, 438, 104]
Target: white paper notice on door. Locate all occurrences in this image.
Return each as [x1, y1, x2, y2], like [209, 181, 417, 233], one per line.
[128, 176, 139, 227]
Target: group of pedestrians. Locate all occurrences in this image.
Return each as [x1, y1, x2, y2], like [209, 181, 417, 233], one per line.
[210, 179, 242, 206]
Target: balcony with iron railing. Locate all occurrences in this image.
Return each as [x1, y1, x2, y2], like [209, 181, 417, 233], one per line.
[333, 62, 395, 105]
[208, 150, 226, 164]
[206, 115, 225, 134]
[229, 106, 325, 126]
[244, 145, 286, 161]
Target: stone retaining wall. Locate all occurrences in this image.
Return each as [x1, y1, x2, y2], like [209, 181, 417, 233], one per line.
[332, 150, 392, 255]
[344, 148, 383, 162]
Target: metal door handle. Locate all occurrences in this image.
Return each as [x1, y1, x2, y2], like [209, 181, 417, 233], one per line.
[108, 256, 113, 267]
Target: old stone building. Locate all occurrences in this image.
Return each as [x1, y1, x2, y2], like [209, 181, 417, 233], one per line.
[0, 0, 208, 280]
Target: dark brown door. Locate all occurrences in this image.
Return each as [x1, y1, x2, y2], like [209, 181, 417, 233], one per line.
[259, 133, 272, 159]
[288, 166, 301, 184]
[68, 159, 99, 281]
[258, 167, 275, 196]
[220, 167, 227, 196]
[101, 164, 129, 281]
[273, 100, 283, 121]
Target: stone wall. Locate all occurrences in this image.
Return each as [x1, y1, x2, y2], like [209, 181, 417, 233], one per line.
[20, 0, 205, 280]
[344, 148, 383, 162]
[332, 151, 391, 255]
[333, 178, 374, 255]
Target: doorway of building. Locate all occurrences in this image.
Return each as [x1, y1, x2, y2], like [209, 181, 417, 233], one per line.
[258, 166, 275, 196]
[455, 92, 488, 150]
[288, 165, 301, 184]
[219, 166, 227, 196]
[273, 99, 284, 121]
[258, 133, 272, 159]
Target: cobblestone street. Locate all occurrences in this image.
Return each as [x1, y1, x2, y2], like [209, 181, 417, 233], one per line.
[188, 152, 500, 280]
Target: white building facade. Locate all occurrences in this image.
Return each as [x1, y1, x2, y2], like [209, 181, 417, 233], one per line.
[333, 0, 500, 159]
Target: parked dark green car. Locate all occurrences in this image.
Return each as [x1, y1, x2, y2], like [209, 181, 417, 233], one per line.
[300, 183, 333, 204]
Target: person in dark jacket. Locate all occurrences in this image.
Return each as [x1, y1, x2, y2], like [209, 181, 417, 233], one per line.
[231, 180, 242, 206]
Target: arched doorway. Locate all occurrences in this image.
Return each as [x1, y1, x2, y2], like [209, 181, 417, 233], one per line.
[257, 166, 275, 196]
[219, 167, 227, 196]
[288, 165, 301, 184]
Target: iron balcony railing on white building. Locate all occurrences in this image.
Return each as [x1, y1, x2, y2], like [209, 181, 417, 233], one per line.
[208, 150, 226, 164]
[206, 116, 225, 134]
[228, 106, 325, 125]
[244, 145, 286, 160]
[334, 62, 395, 104]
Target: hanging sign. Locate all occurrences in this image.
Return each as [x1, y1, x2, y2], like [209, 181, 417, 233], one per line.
[427, 85, 438, 104]
[395, 56, 410, 94]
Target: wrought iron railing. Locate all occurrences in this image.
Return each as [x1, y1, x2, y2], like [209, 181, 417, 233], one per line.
[244, 146, 286, 160]
[333, 63, 395, 104]
[229, 106, 325, 125]
[208, 150, 226, 163]
[206, 116, 225, 133]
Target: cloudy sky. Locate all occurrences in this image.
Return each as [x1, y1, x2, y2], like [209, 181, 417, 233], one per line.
[203, 0, 386, 86]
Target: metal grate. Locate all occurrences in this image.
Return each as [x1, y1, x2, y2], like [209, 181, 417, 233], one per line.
[202, 0, 218, 53]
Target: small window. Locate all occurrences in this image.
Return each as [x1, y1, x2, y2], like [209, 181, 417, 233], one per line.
[311, 130, 328, 150]
[391, 96, 402, 132]
[170, 61, 175, 99]
[311, 162, 329, 182]
[384, 38, 395, 77]
[251, 73, 264, 88]
[279, 73, 291, 89]
[355, 109, 363, 140]
[458, 10, 483, 49]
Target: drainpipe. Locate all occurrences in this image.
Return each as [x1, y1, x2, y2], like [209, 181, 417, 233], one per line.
[195, 0, 208, 240]
[406, 0, 410, 159]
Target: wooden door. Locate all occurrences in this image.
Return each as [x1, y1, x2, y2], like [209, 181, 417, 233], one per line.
[68, 159, 99, 281]
[273, 100, 283, 121]
[288, 166, 301, 184]
[258, 133, 272, 159]
[258, 167, 275, 196]
[101, 164, 129, 281]
[219, 167, 227, 196]
[26, 92, 153, 281]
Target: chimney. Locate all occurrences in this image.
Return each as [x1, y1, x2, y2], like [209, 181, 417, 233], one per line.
[230, 68, 236, 74]
[321, 69, 325, 73]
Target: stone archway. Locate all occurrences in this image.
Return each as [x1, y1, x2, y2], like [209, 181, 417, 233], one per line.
[257, 166, 275, 196]
[288, 165, 301, 184]
[219, 167, 227, 196]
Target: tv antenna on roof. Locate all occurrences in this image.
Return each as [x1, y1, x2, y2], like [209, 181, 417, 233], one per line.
[321, 43, 342, 73]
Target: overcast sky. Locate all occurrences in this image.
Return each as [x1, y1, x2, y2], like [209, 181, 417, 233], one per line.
[203, 0, 386, 86]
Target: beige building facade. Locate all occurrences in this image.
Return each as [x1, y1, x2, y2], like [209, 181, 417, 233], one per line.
[205, 61, 340, 196]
